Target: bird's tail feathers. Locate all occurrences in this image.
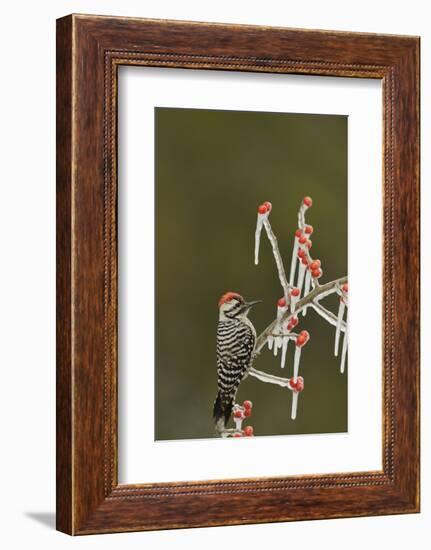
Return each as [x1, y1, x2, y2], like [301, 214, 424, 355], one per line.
[213, 391, 233, 433]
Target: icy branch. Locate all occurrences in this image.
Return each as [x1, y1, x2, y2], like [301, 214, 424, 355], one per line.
[248, 367, 293, 389]
[262, 217, 291, 300]
[255, 275, 348, 352]
[311, 301, 347, 331]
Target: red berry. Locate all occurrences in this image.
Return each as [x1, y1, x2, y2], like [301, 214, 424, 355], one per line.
[312, 268, 323, 279]
[233, 433, 242, 438]
[243, 426, 254, 437]
[287, 322, 293, 331]
[296, 330, 309, 347]
[342, 283, 348, 293]
[289, 377, 297, 390]
[244, 408, 252, 417]
[296, 335, 306, 346]
[306, 240, 312, 249]
[310, 260, 321, 270]
[301, 257, 308, 265]
[243, 400, 253, 410]
[296, 377, 304, 392]
[258, 204, 267, 214]
[297, 248, 306, 258]
[305, 225, 313, 234]
[263, 201, 272, 212]
[233, 409, 243, 419]
[291, 316, 298, 327]
[295, 229, 302, 238]
[277, 297, 287, 307]
[303, 196, 313, 208]
[299, 235, 307, 245]
[291, 287, 300, 297]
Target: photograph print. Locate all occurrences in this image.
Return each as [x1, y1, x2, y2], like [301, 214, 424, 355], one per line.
[155, 107, 348, 441]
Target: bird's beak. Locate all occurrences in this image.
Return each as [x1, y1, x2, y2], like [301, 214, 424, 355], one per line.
[244, 299, 262, 308]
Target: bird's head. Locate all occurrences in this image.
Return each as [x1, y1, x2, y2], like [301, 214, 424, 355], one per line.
[218, 291, 261, 319]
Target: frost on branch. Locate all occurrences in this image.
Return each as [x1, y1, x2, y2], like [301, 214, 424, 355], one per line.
[248, 197, 348, 427]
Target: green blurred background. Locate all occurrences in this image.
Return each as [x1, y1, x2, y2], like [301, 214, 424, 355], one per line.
[155, 107, 347, 440]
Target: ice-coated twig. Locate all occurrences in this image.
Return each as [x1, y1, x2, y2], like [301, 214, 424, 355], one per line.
[254, 210, 267, 265]
[293, 346, 301, 383]
[255, 275, 348, 352]
[255, 202, 291, 301]
[303, 270, 311, 316]
[291, 392, 299, 420]
[248, 367, 294, 389]
[289, 235, 299, 285]
[290, 287, 300, 313]
[291, 345, 302, 419]
[281, 337, 289, 368]
[334, 299, 346, 356]
[272, 298, 288, 357]
[340, 310, 348, 373]
[290, 331, 309, 419]
[298, 202, 308, 230]
[262, 218, 290, 301]
[310, 301, 346, 331]
[224, 402, 255, 438]
[297, 262, 306, 295]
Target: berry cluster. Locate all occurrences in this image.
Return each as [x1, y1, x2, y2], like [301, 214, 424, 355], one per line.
[257, 201, 272, 214]
[293, 198, 324, 285]
[287, 315, 298, 332]
[230, 400, 254, 438]
[289, 376, 304, 392]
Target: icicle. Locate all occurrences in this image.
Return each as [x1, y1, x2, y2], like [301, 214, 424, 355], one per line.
[254, 213, 266, 265]
[234, 417, 243, 431]
[302, 270, 311, 316]
[267, 335, 274, 350]
[289, 237, 299, 285]
[297, 262, 306, 294]
[305, 269, 311, 295]
[340, 312, 348, 373]
[274, 336, 283, 356]
[291, 343, 302, 420]
[293, 345, 301, 381]
[281, 337, 289, 368]
[277, 302, 286, 322]
[334, 299, 346, 356]
[273, 300, 287, 358]
[291, 392, 299, 420]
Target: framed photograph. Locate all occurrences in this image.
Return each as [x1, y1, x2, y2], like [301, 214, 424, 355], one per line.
[56, 14, 420, 534]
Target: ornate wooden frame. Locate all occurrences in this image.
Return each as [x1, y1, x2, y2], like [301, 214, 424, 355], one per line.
[56, 14, 420, 535]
